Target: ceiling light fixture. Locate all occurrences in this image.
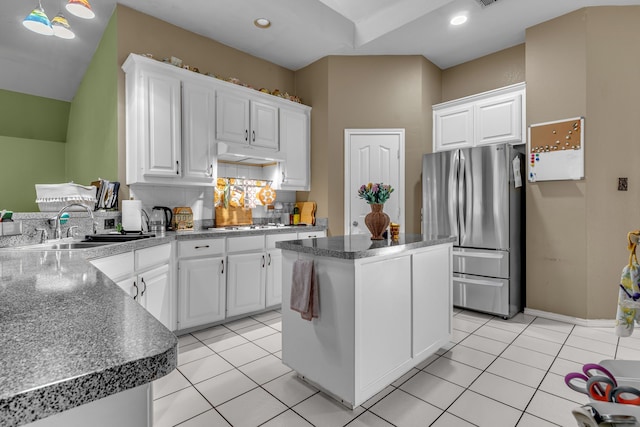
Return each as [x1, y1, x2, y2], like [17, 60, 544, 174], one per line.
[65, 0, 95, 19]
[450, 15, 468, 26]
[51, 12, 75, 39]
[23, 1, 54, 36]
[254, 18, 271, 29]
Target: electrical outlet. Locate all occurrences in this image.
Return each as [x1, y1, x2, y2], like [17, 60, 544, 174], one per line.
[104, 218, 116, 229]
[618, 177, 628, 191]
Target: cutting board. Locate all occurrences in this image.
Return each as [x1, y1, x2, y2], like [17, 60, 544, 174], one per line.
[295, 201, 316, 225]
[215, 206, 253, 227]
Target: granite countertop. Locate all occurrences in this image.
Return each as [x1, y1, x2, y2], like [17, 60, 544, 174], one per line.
[0, 224, 325, 425]
[0, 250, 177, 426]
[276, 233, 456, 259]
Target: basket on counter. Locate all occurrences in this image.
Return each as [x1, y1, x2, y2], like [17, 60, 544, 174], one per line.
[35, 183, 97, 212]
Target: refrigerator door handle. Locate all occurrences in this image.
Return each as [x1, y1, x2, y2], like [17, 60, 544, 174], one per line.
[449, 150, 459, 239]
[458, 150, 466, 241]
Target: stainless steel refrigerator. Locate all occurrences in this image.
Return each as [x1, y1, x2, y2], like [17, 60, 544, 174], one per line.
[422, 144, 524, 318]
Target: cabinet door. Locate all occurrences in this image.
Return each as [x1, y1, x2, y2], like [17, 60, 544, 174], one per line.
[357, 255, 412, 390]
[182, 80, 215, 182]
[250, 100, 279, 150]
[412, 245, 451, 358]
[139, 264, 172, 329]
[279, 107, 310, 190]
[433, 104, 473, 152]
[143, 69, 182, 177]
[475, 93, 522, 146]
[216, 91, 250, 145]
[226, 252, 266, 317]
[265, 249, 283, 307]
[178, 257, 226, 330]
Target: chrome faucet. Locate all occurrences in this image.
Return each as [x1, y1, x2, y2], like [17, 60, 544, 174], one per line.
[52, 203, 97, 240]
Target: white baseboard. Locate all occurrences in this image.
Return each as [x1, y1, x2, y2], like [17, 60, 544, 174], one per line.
[524, 308, 616, 328]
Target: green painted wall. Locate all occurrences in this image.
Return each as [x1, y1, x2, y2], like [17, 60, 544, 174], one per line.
[0, 136, 66, 211]
[0, 89, 70, 142]
[0, 90, 69, 211]
[66, 10, 118, 185]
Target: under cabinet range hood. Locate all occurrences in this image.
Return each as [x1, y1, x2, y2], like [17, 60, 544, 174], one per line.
[216, 142, 285, 165]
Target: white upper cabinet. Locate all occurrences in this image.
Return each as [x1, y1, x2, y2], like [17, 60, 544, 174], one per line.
[433, 104, 473, 152]
[138, 69, 182, 178]
[279, 106, 311, 190]
[182, 80, 216, 181]
[475, 92, 523, 146]
[433, 83, 525, 152]
[216, 91, 279, 150]
[250, 100, 279, 149]
[216, 91, 250, 145]
[123, 54, 216, 186]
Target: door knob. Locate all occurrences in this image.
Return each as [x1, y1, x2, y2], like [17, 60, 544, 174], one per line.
[352, 221, 358, 226]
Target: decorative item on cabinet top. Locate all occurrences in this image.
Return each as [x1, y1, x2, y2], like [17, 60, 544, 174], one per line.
[139, 53, 304, 104]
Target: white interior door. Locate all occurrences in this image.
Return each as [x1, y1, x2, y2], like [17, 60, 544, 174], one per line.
[344, 129, 405, 236]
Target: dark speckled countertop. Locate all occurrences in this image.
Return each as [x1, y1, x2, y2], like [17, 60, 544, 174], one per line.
[276, 233, 455, 259]
[0, 250, 177, 427]
[0, 225, 324, 426]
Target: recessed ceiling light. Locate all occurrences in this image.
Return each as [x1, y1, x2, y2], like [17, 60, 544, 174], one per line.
[450, 15, 468, 26]
[254, 18, 271, 29]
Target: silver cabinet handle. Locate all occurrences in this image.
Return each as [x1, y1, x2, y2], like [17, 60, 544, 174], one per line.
[140, 277, 147, 296]
[352, 221, 358, 226]
[133, 281, 139, 301]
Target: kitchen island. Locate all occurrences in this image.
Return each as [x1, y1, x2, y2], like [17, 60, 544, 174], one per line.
[276, 233, 455, 408]
[0, 250, 177, 427]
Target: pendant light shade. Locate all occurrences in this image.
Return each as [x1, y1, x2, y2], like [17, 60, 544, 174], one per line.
[52, 13, 75, 39]
[23, 2, 54, 36]
[65, 0, 94, 19]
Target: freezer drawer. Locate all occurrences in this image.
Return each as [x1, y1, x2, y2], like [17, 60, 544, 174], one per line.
[453, 273, 509, 317]
[453, 248, 509, 278]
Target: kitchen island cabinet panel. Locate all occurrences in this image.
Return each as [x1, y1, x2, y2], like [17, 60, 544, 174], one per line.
[279, 234, 454, 408]
[412, 244, 452, 359]
[356, 255, 412, 392]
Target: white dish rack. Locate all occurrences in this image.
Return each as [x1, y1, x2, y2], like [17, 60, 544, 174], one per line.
[35, 183, 97, 212]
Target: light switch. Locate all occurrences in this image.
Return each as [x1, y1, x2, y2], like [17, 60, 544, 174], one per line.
[618, 177, 628, 191]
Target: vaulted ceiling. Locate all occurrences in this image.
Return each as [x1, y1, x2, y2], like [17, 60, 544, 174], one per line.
[3, 0, 640, 101]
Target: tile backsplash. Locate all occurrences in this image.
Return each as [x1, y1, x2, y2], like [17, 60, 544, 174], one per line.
[129, 161, 295, 224]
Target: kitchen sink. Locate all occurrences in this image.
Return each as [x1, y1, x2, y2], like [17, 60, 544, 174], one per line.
[1, 233, 157, 252]
[48, 241, 114, 250]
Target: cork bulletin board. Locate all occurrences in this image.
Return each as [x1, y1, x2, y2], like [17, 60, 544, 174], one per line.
[528, 117, 584, 182]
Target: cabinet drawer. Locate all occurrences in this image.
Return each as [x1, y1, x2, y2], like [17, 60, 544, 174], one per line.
[90, 252, 134, 281]
[265, 232, 298, 249]
[227, 235, 264, 253]
[297, 230, 326, 240]
[178, 238, 225, 258]
[136, 243, 171, 271]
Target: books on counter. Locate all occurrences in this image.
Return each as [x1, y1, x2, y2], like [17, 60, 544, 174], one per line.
[91, 179, 120, 210]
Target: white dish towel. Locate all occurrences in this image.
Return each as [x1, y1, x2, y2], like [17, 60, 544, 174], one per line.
[290, 259, 319, 321]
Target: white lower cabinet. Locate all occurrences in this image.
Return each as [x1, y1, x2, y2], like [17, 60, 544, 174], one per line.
[90, 243, 173, 330]
[226, 251, 266, 317]
[265, 232, 298, 307]
[177, 238, 226, 330]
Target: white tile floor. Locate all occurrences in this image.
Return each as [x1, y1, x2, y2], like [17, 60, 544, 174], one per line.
[153, 308, 640, 427]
